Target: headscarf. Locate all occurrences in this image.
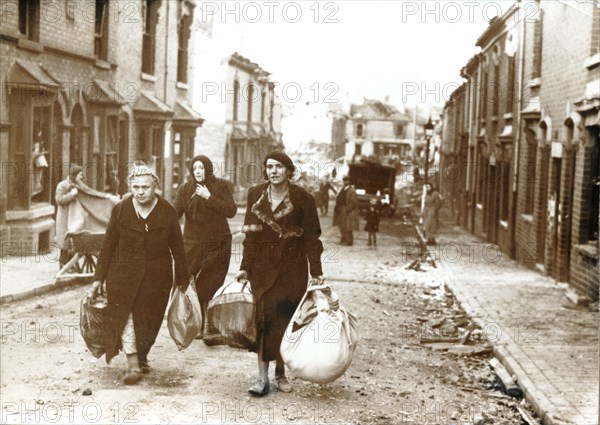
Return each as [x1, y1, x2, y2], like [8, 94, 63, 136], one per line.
[128, 162, 160, 187]
[189, 155, 214, 184]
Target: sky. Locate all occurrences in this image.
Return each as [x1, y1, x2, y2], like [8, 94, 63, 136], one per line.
[201, 1, 515, 107]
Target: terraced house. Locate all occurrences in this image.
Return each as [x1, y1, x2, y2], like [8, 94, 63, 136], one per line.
[441, 0, 600, 302]
[0, 0, 205, 255]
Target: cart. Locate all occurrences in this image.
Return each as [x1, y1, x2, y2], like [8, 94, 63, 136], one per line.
[55, 231, 104, 281]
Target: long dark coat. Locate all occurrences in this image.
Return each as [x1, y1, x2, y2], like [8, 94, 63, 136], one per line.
[240, 183, 324, 361]
[174, 174, 236, 301]
[93, 196, 188, 364]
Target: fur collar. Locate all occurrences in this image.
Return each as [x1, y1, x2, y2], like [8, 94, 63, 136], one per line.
[250, 185, 303, 239]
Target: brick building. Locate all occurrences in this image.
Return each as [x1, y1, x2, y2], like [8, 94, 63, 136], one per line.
[0, 0, 204, 255]
[442, 0, 600, 301]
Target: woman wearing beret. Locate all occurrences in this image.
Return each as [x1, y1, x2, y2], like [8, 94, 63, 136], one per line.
[175, 155, 237, 339]
[235, 151, 324, 396]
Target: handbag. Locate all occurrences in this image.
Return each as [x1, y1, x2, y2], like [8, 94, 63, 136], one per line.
[280, 283, 359, 384]
[166, 284, 202, 350]
[80, 290, 107, 358]
[206, 280, 256, 350]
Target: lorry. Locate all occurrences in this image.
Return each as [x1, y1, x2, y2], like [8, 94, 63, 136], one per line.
[348, 161, 397, 216]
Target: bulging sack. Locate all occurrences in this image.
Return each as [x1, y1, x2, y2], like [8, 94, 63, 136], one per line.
[167, 285, 202, 350]
[207, 280, 255, 350]
[80, 293, 107, 358]
[280, 284, 359, 384]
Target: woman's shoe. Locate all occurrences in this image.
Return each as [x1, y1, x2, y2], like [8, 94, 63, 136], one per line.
[248, 379, 269, 397]
[140, 361, 150, 374]
[123, 368, 142, 385]
[275, 375, 293, 393]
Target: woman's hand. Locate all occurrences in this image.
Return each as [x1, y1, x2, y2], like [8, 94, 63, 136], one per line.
[195, 184, 211, 200]
[234, 270, 248, 283]
[89, 280, 104, 298]
[309, 275, 324, 286]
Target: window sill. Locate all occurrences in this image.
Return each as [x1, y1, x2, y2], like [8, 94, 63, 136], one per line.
[17, 38, 43, 53]
[573, 243, 599, 261]
[141, 73, 157, 82]
[583, 53, 600, 70]
[499, 220, 509, 229]
[6, 204, 55, 221]
[476, 203, 483, 210]
[528, 77, 541, 89]
[94, 59, 111, 70]
[520, 213, 533, 224]
[176, 81, 189, 90]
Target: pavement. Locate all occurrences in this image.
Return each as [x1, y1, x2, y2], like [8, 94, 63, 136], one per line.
[0, 206, 598, 425]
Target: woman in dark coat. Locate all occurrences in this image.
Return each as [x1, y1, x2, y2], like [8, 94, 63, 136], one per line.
[174, 155, 237, 338]
[235, 151, 324, 396]
[90, 165, 189, 385]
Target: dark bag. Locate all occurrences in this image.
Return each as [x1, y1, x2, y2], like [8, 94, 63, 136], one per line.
[80, 291, 107, 358]
[206, 280, 256, 350]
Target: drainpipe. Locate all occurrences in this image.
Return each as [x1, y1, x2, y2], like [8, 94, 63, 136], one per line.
[163, 0, 170, 103]
[510, 2, 527, 259]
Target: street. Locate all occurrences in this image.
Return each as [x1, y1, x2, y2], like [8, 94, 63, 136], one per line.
[0, 204, 531, 425]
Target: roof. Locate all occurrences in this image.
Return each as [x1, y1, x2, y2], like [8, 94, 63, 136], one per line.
[85, 79, 124, 104]
[133, 92, 174, 119]
[350, 100, 411, 122]
[173, 101, 204, 127]
[6, 59, 59, 90]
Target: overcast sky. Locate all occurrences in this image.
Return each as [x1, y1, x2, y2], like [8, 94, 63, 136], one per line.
[201, 1, 515, 108]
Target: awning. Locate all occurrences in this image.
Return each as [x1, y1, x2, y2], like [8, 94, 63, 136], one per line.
[133, 92, 174, 120]
[6, 59, 59, 93]
[173, 101, 204, 127]
[231, 126, 247, 140]
[84, 79, 124, 105]
[247, 124, 261, 139]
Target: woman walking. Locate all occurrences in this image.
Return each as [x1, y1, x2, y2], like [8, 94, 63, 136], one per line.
[90, 165, 189, 384]
[423, 183, 443, 245]
[174, 155, 237, 339]
[235, 151, 324, 396]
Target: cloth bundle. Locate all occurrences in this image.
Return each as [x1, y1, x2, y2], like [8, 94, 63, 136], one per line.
[206, 280, 256, 350]
[80, 292, 107, 358]
[280, 283, 359, 383]
[166, 284, 202, 350]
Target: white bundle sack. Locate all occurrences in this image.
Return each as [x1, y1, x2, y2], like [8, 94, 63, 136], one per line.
[280, 283, 359, 384]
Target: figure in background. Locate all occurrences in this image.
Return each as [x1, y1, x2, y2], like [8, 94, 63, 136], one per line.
[90, 165, 189, 385]
[318, 178, 337, 216]
[423, 183, 443, 245]
[364, 198, 381, 247]
[235, 151, 324, 396]
[333, 175, 358, 246]
[55, 165, 84, 267]
[55, 164, 119, 268]
[174, 155, 237, 339]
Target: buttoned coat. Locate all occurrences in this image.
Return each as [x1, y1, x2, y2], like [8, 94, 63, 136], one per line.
[93, 196, 188, 364]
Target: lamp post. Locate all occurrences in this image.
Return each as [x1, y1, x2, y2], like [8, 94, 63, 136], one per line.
[423, 117, 434, 186]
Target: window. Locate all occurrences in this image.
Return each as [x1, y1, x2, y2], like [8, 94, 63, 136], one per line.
[177, 14, 192, 83]
[142, 0, 159, 75]
[395, 123, 404, 138]
[476, 143, 487, 205]
[356, 123, 364, 138]
[94, 0, 109, 60]
[493, 63, 500, 117]
[500, 160, 510, 221]
[31, 106, 51, 203]
[247, 83, 254, 123]
[587, 127, 599, 242]
[524, 130, 537, 214]
[137, 125, 164, 184]
[480, 69, 488, 120]
[506, 56, 515, 114]
[105, 116, 118, 193]
[261, 87, 266, 123]
[233, 80, 240, 121]
[18, 0, 39, 41]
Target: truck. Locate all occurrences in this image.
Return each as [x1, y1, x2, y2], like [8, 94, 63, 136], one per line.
[348, 161, 397, 216]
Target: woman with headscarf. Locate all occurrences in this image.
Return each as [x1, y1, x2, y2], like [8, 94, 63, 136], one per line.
[90, 164, 189, 384]
[174, 155, 237, 339]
